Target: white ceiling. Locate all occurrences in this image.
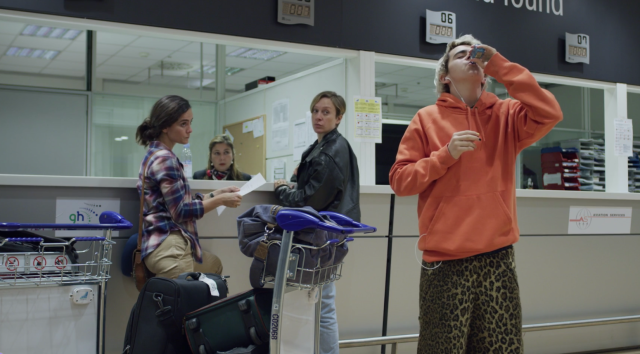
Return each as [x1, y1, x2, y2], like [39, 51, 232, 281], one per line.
[0, 19, 333, 94]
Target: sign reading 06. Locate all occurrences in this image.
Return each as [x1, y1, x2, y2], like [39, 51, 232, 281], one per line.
[426, 10, 456, 44]
[565, 33, 589, 64]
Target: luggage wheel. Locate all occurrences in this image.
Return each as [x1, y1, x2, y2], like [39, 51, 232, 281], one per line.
[249, 327, 261, 346]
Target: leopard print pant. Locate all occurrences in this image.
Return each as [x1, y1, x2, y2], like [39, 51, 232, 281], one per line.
[418, 247, 523, 354]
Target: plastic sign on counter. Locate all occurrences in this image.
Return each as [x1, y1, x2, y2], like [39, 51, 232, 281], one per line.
[568, 206, 632, 234]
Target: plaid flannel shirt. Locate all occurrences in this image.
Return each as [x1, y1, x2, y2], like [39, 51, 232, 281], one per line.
[137, 141, 205, 263]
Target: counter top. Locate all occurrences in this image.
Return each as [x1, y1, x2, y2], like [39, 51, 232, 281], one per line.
[1, 174, 639, 200]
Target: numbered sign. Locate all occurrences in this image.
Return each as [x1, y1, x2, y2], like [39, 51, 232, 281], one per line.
[426, 10, 456, 44]
[566, 33, 589, 64]
[278, 0, 314, 26]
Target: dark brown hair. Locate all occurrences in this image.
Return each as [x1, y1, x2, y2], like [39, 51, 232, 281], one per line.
[136, 95, 191, 147]
[205, 134, 244, 181]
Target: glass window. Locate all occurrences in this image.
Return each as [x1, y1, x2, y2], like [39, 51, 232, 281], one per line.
[0, 19, 86, 90]
[374, 62, 437, 184]
[629, 92, 640, 137]
[519, 85, 605, 192]
[96, 32, 216, 99]
[91, 94, 215, 177]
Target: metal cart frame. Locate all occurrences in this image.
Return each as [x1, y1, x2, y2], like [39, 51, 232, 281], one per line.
[0, 211, 132, 354]
[267, 210, 376, 354]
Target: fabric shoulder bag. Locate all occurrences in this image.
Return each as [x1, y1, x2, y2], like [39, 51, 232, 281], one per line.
[132, 151, 160, 291]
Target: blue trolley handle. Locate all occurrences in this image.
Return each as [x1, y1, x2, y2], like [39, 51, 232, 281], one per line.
[0, 211, 133, 231]
[276, 210, 376, 234]
[319, 211, 377, 233]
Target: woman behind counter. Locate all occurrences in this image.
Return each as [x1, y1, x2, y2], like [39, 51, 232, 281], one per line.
[193, 135, 252, 181]
[274, 91, 360, 354]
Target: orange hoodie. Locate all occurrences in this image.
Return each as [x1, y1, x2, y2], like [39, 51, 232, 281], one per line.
[389, 53, 563, 262]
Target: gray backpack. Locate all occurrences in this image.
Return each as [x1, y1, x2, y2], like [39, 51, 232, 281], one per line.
[236, 205, 350, 288]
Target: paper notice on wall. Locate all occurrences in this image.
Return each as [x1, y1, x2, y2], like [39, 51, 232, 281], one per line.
[568, 206, 632, 234]
[272, 159, 286, 181]
[216, 173, 266, 216]
[353, 96, 382, 143]
[55, 198, 121, 237]
[306, 111, 316, 146]
[293, 118, 309, 162]
[272, 126, 289, 151]
[272, 99, 290, 151]
[242, 121, 253, 133]
[614, 119, 633, 156]
[253, 117, 265, 138]
[224, 129, 234, 142]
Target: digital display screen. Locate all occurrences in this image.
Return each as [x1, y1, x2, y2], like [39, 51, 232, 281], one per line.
[283, 3, 311, 18]
[568, 45, 587, 57]
[429, 24, 453, 38]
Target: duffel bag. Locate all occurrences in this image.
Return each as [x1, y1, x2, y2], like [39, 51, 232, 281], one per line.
[237, 205, 348, 288]
[123, 272, 228, 354]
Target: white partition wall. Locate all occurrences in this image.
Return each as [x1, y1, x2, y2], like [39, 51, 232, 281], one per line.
[222, 60, 347, 181]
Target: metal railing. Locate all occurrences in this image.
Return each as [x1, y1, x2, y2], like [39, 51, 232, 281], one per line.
[339, 315, 640, 354]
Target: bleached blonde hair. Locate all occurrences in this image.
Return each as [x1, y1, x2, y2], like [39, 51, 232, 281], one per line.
[434, 34, 491, 95]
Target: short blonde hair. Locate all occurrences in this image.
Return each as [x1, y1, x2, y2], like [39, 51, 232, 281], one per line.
[434, 34, 491, 95]
[310, 91, 346, 118]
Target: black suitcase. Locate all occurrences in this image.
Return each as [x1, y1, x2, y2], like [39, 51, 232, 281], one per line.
[123, 272, 229, 354]
[184, 288, 272, 354]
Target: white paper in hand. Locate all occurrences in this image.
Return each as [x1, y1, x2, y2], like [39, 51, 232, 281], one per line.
[198, 273, 220, 297]
[216, 173, 267, 216]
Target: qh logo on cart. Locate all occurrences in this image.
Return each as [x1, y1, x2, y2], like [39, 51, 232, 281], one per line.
[69, 203, 102, 224]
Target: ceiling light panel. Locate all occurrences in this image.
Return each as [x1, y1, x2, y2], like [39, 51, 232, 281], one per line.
[20, 25, 83, 40]
[5, 46, 59, 59]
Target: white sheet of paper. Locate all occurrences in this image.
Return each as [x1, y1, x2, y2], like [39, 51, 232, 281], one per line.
[353, 96, 382, 143]
[280, 290, 315, 354]
[253, 117, 265, 138]
[293, 119, 308, 162]
[271, 99, 290, 151]
[272, 159, 286, 180]
[306, 111, 316, 145]
[272, 125, 290, 151]
[242, 121, 253, 133]
[224, 129, 234, 143]
[614, 119, 633, 157]
[216, 173, 267, 216]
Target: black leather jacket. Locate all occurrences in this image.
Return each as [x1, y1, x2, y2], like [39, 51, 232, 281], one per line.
[275, 128, 361, 222]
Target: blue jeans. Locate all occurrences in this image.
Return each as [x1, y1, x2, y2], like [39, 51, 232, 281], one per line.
[320, 282, 339, 354]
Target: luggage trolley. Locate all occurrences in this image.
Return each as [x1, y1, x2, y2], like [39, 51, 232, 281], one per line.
[0, 211, 132, 354]
[268, 210, 376, 354]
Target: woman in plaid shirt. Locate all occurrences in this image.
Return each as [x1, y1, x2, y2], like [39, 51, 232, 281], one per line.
[136, 95, 243, 279]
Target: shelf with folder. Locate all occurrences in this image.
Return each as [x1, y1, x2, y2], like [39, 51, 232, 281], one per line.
[541, 146, 581, 191]
[559, 139, 605, 192]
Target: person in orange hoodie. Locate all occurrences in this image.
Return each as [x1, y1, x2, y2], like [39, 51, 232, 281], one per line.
[389, 35, 562, 353]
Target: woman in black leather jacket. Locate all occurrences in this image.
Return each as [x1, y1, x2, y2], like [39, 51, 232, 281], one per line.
[274, 91, 360, 354]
